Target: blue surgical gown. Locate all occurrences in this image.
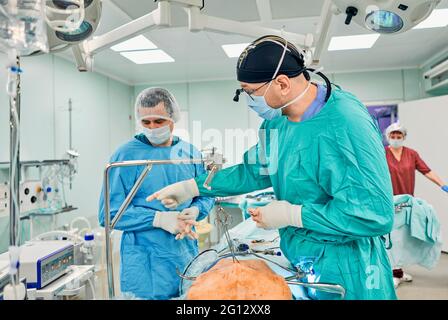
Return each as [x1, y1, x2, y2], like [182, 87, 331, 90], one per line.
[98, 135, 215, 299]
[195, 87, 397, 300]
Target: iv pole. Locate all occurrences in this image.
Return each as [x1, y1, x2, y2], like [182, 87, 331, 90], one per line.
[9, 55, 21, 249]
[8, 55, 22, 293]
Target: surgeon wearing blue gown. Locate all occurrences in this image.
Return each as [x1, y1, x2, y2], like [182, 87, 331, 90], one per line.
[98, 87, 215, 299]
[147, 36, 397, 300]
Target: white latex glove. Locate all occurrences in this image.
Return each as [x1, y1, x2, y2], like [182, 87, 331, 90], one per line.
[146, 179, 199, 209]
[175, 221, 200, 241]
[248, 200, 303, 230]
[178, 206, 200, 221]
[153, 211, 199, 239]
[153, 211, 182, 234]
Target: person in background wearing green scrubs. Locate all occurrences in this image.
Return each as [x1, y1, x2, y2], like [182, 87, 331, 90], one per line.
[147, 35, 397, 300]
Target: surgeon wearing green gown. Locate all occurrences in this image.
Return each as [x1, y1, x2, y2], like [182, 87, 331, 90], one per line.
[147, 35, 397, 300]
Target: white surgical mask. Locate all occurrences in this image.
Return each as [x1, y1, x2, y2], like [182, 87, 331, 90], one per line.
[388, 138, 404, 149]
[143, 125, 172, 145]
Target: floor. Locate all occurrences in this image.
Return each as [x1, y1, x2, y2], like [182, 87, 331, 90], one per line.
[396, 252, 448, 300]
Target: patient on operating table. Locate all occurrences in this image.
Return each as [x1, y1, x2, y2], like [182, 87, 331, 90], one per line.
[187, 258, 292, 300]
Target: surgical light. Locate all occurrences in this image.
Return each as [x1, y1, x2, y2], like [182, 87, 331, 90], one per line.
[44, 0, 102, 53]
[333, 0, 442, 34]
[55, 20, 93, 42]
[365, 10, 404, 33]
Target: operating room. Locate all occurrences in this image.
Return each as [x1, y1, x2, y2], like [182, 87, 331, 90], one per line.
[0, 0, 448, 302]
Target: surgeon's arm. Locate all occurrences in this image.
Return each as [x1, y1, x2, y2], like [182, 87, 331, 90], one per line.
[98, 166, 157, 232]
[194, 143, 272, 197]
[300, 136, 395, 238]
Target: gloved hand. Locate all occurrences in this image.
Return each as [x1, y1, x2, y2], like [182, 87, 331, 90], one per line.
[442, 185, 448, 193]
[178, 206, 200, 221]
[175, 221, 200, 241]
[175, 207, 200, 240]
[146, 179, 199, 209]
[153, 211, 199, 239]
[153, 211, 182, 234]
[248, 200, 303, 230]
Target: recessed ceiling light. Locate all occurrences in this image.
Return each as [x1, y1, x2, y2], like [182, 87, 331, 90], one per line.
[328, 34, 380, 51]
[222, 43, 250, 58]
[413, 9, 448, 29]
[120, 50, 175, 64]
[111, 35, 158, 52]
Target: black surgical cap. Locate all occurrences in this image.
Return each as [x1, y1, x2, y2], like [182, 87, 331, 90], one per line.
[236, 35, 308, 83]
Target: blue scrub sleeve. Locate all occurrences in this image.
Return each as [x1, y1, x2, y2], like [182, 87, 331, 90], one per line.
[98, 166, 157, 232]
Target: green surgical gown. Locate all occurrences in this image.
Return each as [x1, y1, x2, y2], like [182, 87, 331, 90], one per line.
[195, 88, 397, 300]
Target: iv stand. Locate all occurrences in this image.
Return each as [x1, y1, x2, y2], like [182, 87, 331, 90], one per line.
[68, 98, 73, 190]
[9, 55, 21, 249]
[8, 55, 21, 290]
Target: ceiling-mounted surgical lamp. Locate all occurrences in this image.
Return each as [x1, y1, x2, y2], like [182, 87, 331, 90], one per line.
[332, 0, 441, 34]
[44, 0, 102, 53]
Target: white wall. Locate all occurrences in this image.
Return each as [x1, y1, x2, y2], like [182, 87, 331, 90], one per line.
[0, 54, 134, 253]
[332, 69, 425, 103]
[399, 95, 448, 252]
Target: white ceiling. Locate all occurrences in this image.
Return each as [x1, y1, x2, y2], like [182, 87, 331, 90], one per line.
[58, 0, 448, 85]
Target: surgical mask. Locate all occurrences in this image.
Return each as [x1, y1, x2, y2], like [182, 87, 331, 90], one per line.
[143, 125, 172, 145]
[246, 81, 311, 120]
[388, 138, 404, 149]
[246, 94, 282, 120]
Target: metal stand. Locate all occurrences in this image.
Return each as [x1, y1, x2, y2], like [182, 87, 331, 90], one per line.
[9, 56, 21, 248]
[7, 55, 21, 291]
[68, 99, 73, 190]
